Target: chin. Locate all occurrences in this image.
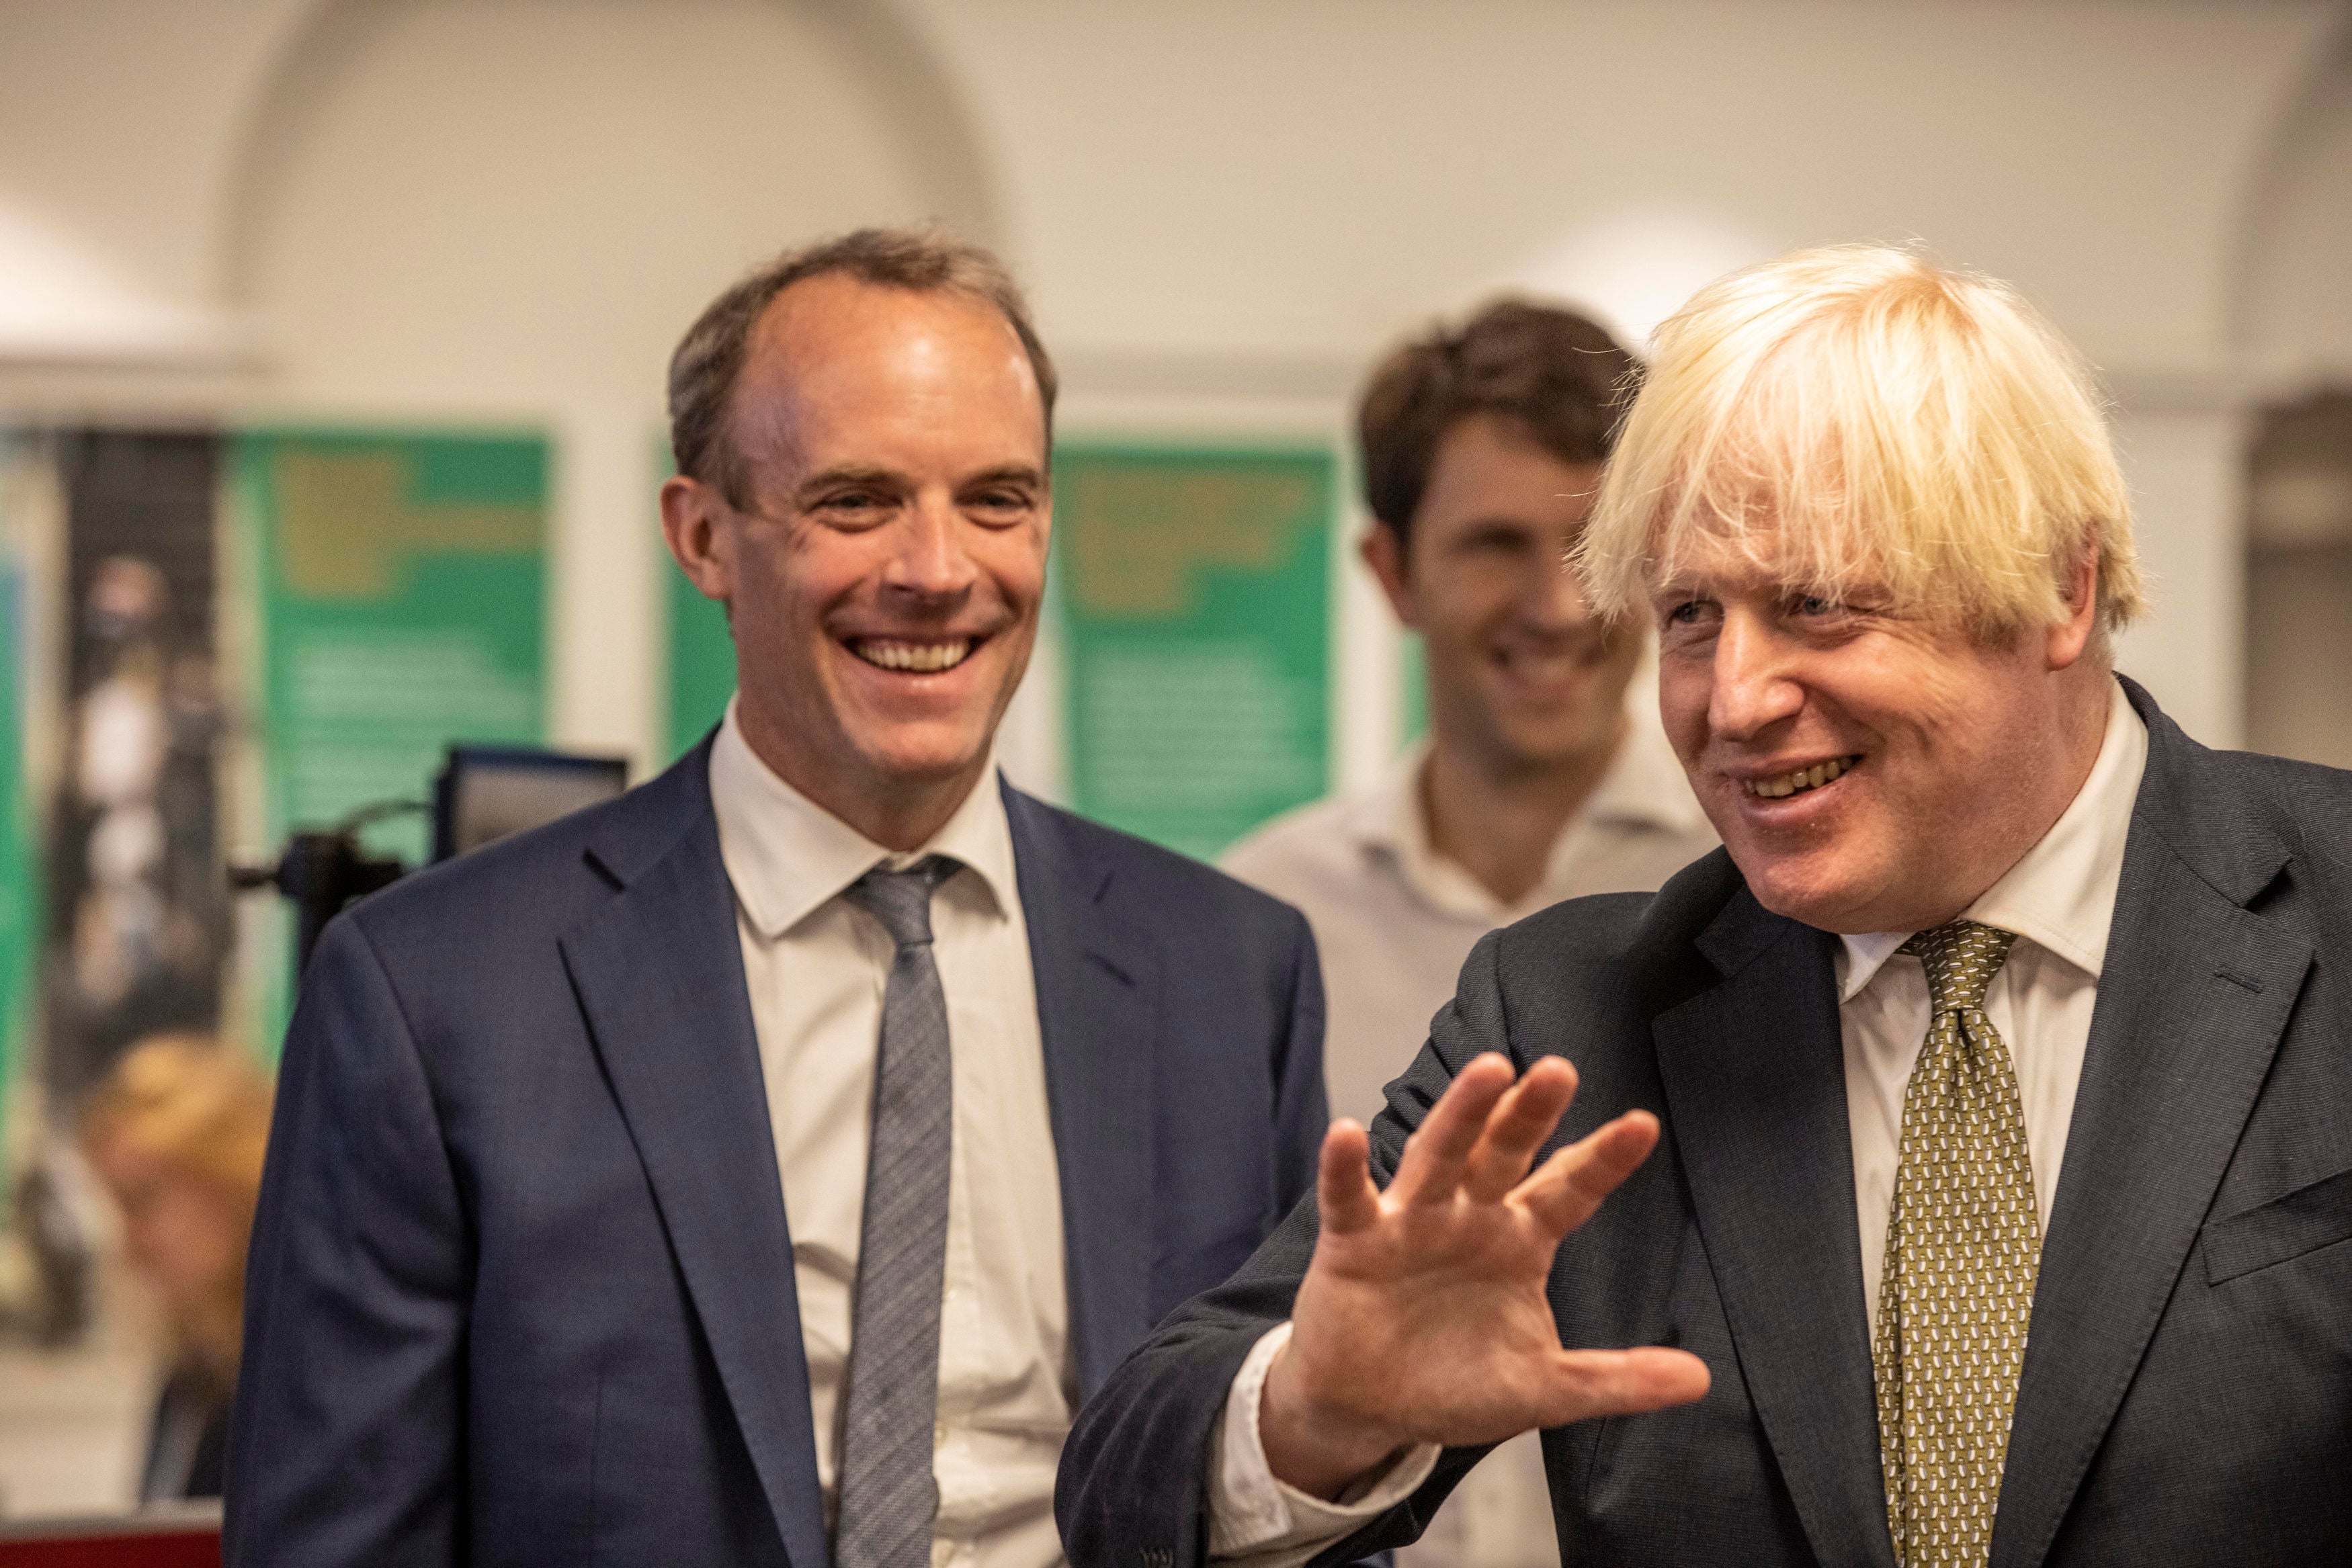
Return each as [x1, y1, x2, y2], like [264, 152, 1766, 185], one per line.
[1730, 848, 1880, 932]
[1491, 712, 1620, 768]
[851, 724, 995, 789]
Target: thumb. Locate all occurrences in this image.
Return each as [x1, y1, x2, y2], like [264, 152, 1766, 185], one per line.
[1536, 1346, 1712, 1428]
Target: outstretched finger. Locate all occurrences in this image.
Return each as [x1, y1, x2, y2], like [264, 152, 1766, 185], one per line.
[1463, 1055, 1579, 1203]
[1517, 1109, 1662, 1237]
[1388, 1053, 1517, 1208]
[1535, 1346, 1711, 1428]
[1316, 1119, 1382, 1237]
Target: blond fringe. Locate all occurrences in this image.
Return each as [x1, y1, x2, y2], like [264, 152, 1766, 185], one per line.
[1577, 244, 2144, 638]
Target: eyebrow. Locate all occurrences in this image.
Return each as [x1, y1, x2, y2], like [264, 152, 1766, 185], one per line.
[1452, 515, 1540, 538]
[960, 463, 1048, 491]
[794, 464, 904, 500]
[793, 462, 1046, 501]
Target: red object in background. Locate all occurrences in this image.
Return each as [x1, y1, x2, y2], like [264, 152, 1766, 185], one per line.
[0, 1505, 220, 1567]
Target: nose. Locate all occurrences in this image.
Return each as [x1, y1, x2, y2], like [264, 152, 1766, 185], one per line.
[1708, 607, 1804, 741]
[1525, 546, 1600, 631]
[882, 491, 978, 601]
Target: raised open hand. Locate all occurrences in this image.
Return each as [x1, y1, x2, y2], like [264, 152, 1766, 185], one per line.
[1259, 1053, 1711, 1498]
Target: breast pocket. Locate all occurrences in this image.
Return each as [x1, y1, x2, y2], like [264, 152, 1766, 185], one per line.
[2203, 1164, 2352, 1285]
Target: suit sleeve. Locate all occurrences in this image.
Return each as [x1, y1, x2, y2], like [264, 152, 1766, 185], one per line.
[1058, 930, 1515, 1568]
[225, 913, 470, 1567]
[1271, 906, 1331, 1216]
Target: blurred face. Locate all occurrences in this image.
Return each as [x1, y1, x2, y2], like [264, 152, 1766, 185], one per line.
[663, 275, 1049, 839]
[1365, 415, 1640, 775]
[90, 1136, 245, 1321]
[1652, 535, 2103, 933]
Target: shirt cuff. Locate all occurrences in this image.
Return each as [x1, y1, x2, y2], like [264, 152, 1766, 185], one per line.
[1206, 1321, 1443, 1563]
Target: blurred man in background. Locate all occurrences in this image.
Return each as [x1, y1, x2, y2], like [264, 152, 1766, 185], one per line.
[228, 229, 1328, 1566]
[1222, 300, 1714, 1568]
[81, 1034, 271, 1504]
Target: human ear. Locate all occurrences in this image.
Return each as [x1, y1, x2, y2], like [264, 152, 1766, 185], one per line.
[2045, 550, 2102, 670]
[661, 476, 734, 604]
[1359, 524, 1420, 631]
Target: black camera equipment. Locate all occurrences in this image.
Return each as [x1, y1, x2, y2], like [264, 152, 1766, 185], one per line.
[227, 801, 413, 984]
[230, 744, 628, 986]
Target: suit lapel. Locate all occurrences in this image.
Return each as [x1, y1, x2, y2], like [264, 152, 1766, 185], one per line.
[1991, 697, 2311, 1568]
[1004, 784, 1161, 1401]
[1652, 890, 1897, 1568]
[560, 771, 832, 1568]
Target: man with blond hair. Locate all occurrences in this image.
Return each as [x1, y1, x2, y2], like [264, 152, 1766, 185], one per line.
[1059, 245, 2352, 1567]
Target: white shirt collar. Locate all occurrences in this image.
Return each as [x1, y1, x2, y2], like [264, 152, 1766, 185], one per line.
[707, 697, 1020, 941]
[1837, 678, 2148, 1002]
[1347, 715, 1711, 923]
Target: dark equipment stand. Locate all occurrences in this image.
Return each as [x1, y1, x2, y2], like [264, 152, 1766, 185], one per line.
[228, 825, 408, 984]
[230, 744, 628, 992]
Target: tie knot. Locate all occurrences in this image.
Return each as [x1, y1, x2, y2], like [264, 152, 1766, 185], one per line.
[1898, 918, 2017, 1014]
[842, 855, 957, 949]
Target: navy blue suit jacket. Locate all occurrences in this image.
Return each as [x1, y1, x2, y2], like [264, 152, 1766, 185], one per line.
[225, 744, 1329, 1566]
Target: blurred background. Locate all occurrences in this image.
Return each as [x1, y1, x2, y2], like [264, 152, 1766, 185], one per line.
[0, 0, 2347, 1528]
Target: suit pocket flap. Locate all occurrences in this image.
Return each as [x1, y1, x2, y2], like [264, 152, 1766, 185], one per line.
[2203, 1163, 2352, 1285]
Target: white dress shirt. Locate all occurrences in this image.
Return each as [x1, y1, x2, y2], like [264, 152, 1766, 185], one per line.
[1207, 680, 2147, 1567]
[1223, 716, 1719, 1129]
[1220, 712, 1716, 1568]
[709, 703, 1075, 1568]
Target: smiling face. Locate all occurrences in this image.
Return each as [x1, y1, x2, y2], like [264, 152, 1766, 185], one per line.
[1367, 414, 1640, 777]
[1652, 534, 2109, 934]
[662, 274, 1049, 844]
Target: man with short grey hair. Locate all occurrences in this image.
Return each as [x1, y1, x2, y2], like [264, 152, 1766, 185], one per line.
[228, 228, 1330, 1567]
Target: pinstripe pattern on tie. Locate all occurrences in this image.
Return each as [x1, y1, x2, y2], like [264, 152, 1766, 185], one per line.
[833, 855, 958, 1568]
[1873, 919, 2040, 1568]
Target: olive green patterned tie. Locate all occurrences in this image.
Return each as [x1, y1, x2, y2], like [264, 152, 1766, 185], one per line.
[1872, 920, 2040, 1568]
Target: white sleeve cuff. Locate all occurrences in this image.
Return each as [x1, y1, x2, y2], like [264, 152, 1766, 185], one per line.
[1206, 1321, 1443, 1564]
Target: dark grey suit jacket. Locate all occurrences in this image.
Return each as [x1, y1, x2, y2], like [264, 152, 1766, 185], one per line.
[226, 744, 1329, 1567]
[1058, 678, 2352, 1567]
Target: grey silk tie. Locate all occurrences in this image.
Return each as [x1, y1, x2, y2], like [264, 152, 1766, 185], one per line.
[833, 855, 959, 1568]
[1873, 919, 2040, 1568]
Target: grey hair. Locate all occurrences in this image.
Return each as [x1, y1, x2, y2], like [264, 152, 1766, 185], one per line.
[666, 226, 1058, 507]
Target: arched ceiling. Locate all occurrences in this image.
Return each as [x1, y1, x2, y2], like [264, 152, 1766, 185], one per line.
[218, 0, 1003, 409]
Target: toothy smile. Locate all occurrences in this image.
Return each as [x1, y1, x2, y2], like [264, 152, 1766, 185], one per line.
[1742, 756, 1861, 799]
[849, 638, 976, 673]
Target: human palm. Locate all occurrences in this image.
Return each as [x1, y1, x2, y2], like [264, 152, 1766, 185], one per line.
[1261, 1053, 1711, 1497]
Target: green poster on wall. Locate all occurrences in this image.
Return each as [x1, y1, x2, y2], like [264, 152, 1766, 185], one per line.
[668, 556, 735, 760]
[655, 437, 737, 763]
[0, 521, 33, 1139]
[233, 429, 549, 1042]
[1400, 631, 1429, 750]
[1053, 442, 1334, 860]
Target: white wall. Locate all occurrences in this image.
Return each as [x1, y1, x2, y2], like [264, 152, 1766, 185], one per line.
[2237, 34, 2352, 768]
[2239, 31, 2352, 372]
[915, 0, 2337, 370]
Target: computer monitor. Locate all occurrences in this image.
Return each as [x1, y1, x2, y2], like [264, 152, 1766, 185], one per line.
[431, 745, 630, 863]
